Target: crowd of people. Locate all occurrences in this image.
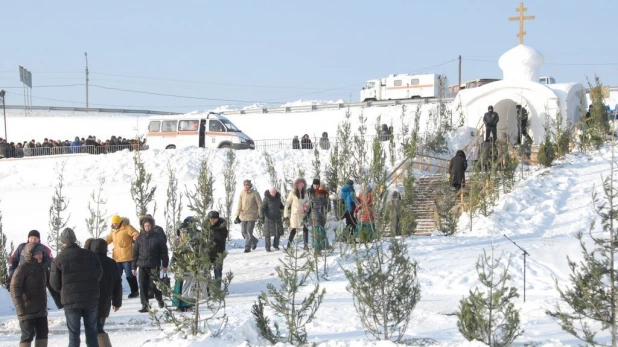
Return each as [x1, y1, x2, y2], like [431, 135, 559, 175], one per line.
[290, 125, 393, 151]
[0, 135, 145, 159]
[5, 175, 384, 346]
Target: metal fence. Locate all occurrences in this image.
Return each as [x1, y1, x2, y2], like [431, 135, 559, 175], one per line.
[0, 144, 145, 159]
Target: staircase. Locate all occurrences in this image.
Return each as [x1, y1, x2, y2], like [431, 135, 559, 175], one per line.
[408, 175, 445, 235]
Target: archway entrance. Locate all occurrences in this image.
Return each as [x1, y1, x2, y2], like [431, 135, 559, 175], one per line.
[493, 99, 519, 144]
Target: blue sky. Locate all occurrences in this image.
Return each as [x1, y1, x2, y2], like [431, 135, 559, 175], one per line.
[0, 0, 616, 112]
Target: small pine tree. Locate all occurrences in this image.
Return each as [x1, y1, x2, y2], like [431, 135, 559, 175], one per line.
[264, 153, 281, 192]
[0, 200, 14, 286]
[324, 143, 340, 194]
[388, 119, 397, 167]
[312, 138, 321, 179]
[163, 162, 183, 244]
[546, 135, 618, 346]
[259, 244, 326, 344]
[48, 162, 70, 255]
[153, 156, 232, 337]
[434, 182, 459, 236]
[130, 150, 157, 218]
[553, 101, 572, 158]
[369, 121, 387, 190]
[85, 177, 108, 239]
[456, 248, 523, 346]
[337, 107, 354, 186]
[538, 115, 556, 167]
[351, 110, 368, 181]
[222, 149, 237, 231]
[343, 238, 421, 342]
[251, 297, 281, 345]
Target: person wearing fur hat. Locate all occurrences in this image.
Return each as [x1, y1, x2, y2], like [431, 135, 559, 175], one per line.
[284, 178, 310, 250]
[139, 214, 167, 241]
[11, 243, 62, 347]
[235, 179, 262, 253]
[50, 228, 103, 347]
[260, 187, 285, 252]
[7, 230, 54, 290]
[132, 216, 168, 313]
[105, 214, 140, 299]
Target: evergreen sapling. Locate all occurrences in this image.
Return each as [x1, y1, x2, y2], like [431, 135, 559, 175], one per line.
[85, 177, 108, 239]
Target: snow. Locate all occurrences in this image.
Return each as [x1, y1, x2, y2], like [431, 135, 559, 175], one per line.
[0, 106, 615, 346]
[498, 44, 545, 82]
[278, 99, 345, 107]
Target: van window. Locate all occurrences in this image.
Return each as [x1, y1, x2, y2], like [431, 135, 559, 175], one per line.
[209, 120, 225, 132]
[394, 80, 402, 87]
[161, 120, 178, 132]
[179, 120, 199, 131]
[410, 79, 419, 85]
[148, 121, 161, 132]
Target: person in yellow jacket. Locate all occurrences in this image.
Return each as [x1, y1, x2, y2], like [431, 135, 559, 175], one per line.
[235, 179, 263, 253]
[105, 215, 140, 299]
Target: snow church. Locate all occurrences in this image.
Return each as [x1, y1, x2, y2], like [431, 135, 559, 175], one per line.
[454, 7, 585, 145]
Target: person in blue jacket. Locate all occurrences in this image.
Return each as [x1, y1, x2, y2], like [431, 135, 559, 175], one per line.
[70, 137, 82, 154]
[340, 179, 359, 237]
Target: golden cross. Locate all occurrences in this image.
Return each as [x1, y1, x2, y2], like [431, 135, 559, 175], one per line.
[508, 2, 535, 44]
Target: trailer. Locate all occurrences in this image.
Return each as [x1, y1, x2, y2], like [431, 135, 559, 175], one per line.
[360, 73, 447, 102]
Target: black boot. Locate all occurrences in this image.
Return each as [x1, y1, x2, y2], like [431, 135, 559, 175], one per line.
[127, 277, 139, 299]
[138, 305, 149, 313]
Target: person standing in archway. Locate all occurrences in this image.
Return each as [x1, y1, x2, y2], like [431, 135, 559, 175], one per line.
[516, 105, 530, 145]
[483, 105, 499, 142]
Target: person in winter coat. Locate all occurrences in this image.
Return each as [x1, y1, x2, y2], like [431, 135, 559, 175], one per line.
[309, 183, 330, 252]
[300, 134, 313, 149]
[89, 239, 122, 347]
[11, 243, 60, 347]
[292, 136, 300, 149]
[139, 214, 167, 242]
[389, 191, 402, 236]
[354, 185, 375, 242]
[379, 124, 391, 141]
[207, 211, 229, 283]
[307, 178, 320, 202]
[171, 216, 199, 312]
[132, 216, 169, 313]
[70, 136, 82, 154]
[450, 150, 468, 190]
[105, 214, 140, 298]
[50, 228, 103, 347]
[483, 105, 499, 142]
[7, 230, 54, 289]
[284, 178, 309, 250]
[319, 132, 330, 150]
[235, 179, 262, 253]
[340, 179, 359, 236]
[516, 105, 530, 145]
[260, 187, 284, 252]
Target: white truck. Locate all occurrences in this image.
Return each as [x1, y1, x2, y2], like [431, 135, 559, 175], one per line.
[360, 73, 447, 102]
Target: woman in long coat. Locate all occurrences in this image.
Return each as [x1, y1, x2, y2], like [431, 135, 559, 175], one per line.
[354, 184, 375, 243]
[284, 178, 309, 250]
[309, 184, 330, 252]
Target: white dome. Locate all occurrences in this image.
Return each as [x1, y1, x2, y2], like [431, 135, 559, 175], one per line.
[498, 44, 545, 82]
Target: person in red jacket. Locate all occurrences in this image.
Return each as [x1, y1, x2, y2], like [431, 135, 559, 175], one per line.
[354, 184, 375, 243]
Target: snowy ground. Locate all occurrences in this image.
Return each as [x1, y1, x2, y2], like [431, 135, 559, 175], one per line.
[0, 105, 614, 346]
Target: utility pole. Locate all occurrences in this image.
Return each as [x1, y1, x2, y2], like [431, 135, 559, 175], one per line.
[0, 90, 7, 140]
[85, 52, 89, 109]
[458, 55, 462, 93]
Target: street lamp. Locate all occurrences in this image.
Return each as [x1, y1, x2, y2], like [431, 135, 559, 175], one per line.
[0, 90, 6, 140]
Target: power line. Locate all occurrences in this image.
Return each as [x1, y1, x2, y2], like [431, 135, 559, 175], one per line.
[0, 84, 84, 89]
[463, 58, 618, 66]
[90, 84, 276, 104]
[90, 72, 339, 90]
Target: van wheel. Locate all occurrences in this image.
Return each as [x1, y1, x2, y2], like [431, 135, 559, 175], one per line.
[166, 145, 176, 150]
[219, 144, 230, 149]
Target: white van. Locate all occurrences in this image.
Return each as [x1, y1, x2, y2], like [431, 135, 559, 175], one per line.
[146, 112, 254, 150]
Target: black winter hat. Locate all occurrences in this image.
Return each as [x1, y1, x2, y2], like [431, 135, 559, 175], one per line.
[28, 230, 40, 239]
[60, 228, 77, 244]
[207, 211, 220, 219]
[312, 178, 320, 185]
[346, 179, 354, 186]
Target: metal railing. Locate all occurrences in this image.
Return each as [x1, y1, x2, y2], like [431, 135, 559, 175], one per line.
[0, 105, 180, 115]
[0, 144, 145, 159]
